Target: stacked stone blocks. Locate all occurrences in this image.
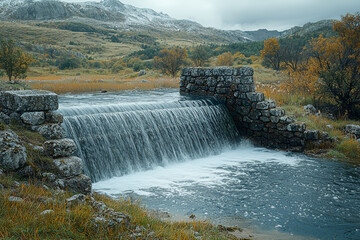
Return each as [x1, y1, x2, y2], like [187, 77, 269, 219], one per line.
[0, 90, 91, 193]
[180, 67, 307, 151]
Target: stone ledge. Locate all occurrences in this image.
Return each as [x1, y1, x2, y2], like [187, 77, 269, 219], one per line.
[0, 90, 58, 112]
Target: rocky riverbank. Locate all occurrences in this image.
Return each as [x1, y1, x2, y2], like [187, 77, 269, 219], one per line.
[0, 89, 246, 239]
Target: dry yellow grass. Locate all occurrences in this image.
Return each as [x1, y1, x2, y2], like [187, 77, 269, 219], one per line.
[0, 182, 234, 239]
[27, 76, 179, 94]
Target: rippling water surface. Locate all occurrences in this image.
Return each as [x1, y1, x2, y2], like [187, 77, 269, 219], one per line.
[59, 90, 360, 240]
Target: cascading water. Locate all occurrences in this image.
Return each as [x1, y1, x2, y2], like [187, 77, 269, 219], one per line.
[60, 98, 239, 181]
[58, 90, 360, 240]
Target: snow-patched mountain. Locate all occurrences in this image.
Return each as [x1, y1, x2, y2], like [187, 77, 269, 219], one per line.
[0, 0, 249, 43]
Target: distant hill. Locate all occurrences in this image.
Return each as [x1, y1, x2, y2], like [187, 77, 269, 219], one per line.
[0, 0, 250, 44]
[281, 20, 334, 38]
[244, 29, 282, 41]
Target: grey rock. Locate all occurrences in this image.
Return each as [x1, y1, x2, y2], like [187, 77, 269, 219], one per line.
[256, 100, 276, 110]
[240, 76, 254, 84]
[304, 104, 317, 114]
[43, 139, 77, 158]
[8, 196, 24, 202]
[0, 112, 10, 124]
[181, 68, 191, 76]
[246, 92, 265, 102]
[287, 123, 306, 132]
[45, 111, 63, 124]
[235, 67, 253, 76]
[0, 90, 58, 112]
[9, 112, 21, 124]
[320, 132, 331, 141]
[270, 116, 280, 123]
[20, 112, 45, 125]
[55, 179, 65, 189]
[54, 156, 83, 177]
[279, 116, 295, 124]
[42, 172, 57, 182]
[0, 130, 27, 171]
[40, 210, 54, 216]
[344, 125, 360, 138]
[260, 116, 270, 122]
[18, 165, 35, 177]
[63, 174, 92, 194]
[0, 183, 4, 190]
[304, 130, 320, 140]
[66, 194, 86, 204]
[0, 168, 3, 176]
[34, 124, 66, 140]
[270, 108, 285, 117]
[261, 110, 270, 117]
[138, 69, 146, 76]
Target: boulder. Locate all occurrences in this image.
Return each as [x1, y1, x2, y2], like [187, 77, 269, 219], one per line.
[63, 174, 92, 194]
[138, 69, 146, 76]
[54, 156, 83, 178]
[42, 172, 57, 182]
[0, 112, 10, 124]
[43, 139, 77, 158]
[8, 196, 24, 202]
[66, 194, 87, 204]
[34, 124, 66, 140]
[304, 130, 320, 140]
[344, 125, 360, 138]
[0, 90, 58, 112]
[20, 112, 45, 125]
[304, 104, 317, 114]
[17, 165, 35, 177]
[0, 130, 27, 170]
[40, 210, 54, 216]
[45, 111, 63, 124]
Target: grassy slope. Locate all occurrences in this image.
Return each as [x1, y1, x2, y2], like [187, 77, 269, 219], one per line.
[0, 21, 217, 60]
[0, 21, 140, 58]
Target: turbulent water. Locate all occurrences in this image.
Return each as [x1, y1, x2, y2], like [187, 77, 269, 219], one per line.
[59, 89, 360, 240]
[59, 91, 239, 181]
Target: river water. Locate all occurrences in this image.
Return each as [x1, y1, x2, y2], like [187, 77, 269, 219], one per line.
[59, 89, 360, 240]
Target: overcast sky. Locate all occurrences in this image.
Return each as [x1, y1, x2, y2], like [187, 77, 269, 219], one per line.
[64, 0, 360, 31]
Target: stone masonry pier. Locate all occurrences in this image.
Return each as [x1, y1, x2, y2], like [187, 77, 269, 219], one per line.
[180, 67, 321, 151]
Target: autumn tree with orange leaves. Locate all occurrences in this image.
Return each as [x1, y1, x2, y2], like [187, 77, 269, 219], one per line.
[0, 39, 33, 82]
[216, 52, 234, 66]
[261, 38, 281, 70]
[307, 13, 360, 116]
[154, 47, 187, 77]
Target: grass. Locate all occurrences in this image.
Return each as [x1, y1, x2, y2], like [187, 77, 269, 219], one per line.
[26, 75, 179, 94]
[0, 182, 237, 239]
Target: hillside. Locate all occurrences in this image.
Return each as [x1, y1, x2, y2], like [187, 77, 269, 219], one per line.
[0, 0, 249, 44]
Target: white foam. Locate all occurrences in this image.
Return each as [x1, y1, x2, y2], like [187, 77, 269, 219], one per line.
[93, 141, 302, 196]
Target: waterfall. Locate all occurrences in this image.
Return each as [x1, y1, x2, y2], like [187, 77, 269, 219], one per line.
[59, 99, 239, 182]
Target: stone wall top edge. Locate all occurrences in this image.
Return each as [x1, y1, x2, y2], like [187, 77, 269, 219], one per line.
[181, 66, 253, 77]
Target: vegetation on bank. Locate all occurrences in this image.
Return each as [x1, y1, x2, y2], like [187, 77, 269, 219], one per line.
[0, 122, 241, 240]
[0, 182, 239, 239]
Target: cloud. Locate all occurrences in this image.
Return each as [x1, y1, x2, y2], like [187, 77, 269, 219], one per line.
[64, 0, 360, 30]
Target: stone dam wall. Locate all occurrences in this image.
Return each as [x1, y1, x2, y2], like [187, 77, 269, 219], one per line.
[180, 67, 332, 151]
